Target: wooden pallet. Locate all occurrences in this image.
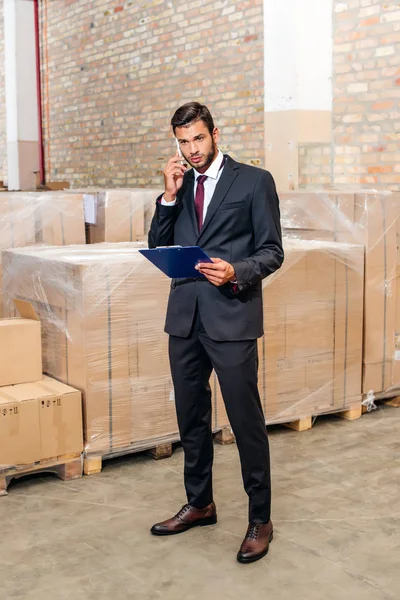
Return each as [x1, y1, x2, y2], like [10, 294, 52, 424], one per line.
[84, 442, 174, 476]
[281, 405, 363, 432]
[84, 428, 235, 476]
[0, 454, 83, 497]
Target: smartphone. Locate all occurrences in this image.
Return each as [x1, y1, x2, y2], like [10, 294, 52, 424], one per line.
[175, 138, 184, 163]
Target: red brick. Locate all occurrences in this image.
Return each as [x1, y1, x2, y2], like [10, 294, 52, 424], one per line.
[368, 166, 393, 174]
[243, 34, 258, 43]
[372, 101, 395, 110]
[360, 17, 380, 27]
[360, 176, 378, 184]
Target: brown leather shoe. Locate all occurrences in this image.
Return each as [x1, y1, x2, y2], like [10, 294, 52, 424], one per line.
[237, 521, 273, 563]
[150, 502, 217, 536]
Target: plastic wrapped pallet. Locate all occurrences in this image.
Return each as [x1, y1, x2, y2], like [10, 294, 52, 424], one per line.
[279, 190, 400, 398]
[0, 192, 85, 316]
[2, 240, 364, 443]
[213, 239, 364, 426]
[1, 243, 230, 457]
[69, 188, 163, 243]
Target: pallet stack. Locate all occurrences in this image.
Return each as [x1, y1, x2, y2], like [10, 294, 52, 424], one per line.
[280, 190, 400, 408]
[0, 186, 399, 482]
[66, 188, 163, 244]
[1, 237, 366, 467]
[213, 238, 365, 431]
[0, 192, 85, 316]
[1, 243, 231, 474]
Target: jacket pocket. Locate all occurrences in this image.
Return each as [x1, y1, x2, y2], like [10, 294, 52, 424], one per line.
[218, 201, 244, 211]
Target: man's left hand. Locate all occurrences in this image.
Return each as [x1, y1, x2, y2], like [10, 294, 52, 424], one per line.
[195, 258, 235, 287]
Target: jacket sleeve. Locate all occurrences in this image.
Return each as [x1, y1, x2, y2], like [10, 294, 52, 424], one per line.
[231, 170, 284, 292]
[148, 194, 180, 248]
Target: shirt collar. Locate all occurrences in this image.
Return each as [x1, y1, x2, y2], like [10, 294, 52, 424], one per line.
[193, 149, 224, 181]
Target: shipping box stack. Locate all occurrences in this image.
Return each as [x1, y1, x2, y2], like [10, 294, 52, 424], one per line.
[213, 239, 365, 428]
[0, 377, 83, 478]
[2, 239, 365, 454]
[70, 188, 162, 244]
[1, 244, 230, 467]
[280, 191, 400, 400]
[0, 192, 85, 317]
[0, 300, 84, 494]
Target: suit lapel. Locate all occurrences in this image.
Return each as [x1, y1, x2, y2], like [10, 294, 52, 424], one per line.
[198, 156, 239, 241]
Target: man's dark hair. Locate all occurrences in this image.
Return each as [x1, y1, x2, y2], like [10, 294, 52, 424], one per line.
[171, 102, 215, 135]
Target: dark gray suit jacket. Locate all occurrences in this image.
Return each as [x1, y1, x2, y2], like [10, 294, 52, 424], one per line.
[148, 155, 284, 341]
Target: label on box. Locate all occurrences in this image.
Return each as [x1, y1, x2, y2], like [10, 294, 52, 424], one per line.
[169, 390, 175, 402]
[394, 350, 400, 361]
[84, 194, 98, 225]
[1, 406, 19, 417]
[41, 396, 62, 408]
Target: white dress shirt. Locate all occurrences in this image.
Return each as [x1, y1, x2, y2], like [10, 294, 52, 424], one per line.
[161, 150, 225, 223]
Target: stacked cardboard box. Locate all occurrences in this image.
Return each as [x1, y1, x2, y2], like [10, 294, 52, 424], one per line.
[69, 188, 162, 244]
[0, 300, 43, 387]
[0, 377, 83, 468]
[213, 239, 364, 426]
[1, 244, 187, 456]
[0, 301, 83, 470]
[280, 191, 400, 397]
[0, 192, 85, 316]
[2, 240, 364, 444]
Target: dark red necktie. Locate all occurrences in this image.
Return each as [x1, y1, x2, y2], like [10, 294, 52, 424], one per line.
[194, 175, 207, 231]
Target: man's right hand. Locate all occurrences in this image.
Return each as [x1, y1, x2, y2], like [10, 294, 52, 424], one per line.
[163, 153, 187, 202]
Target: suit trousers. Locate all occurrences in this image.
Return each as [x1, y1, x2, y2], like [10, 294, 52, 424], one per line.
[168, 306, 271, 524]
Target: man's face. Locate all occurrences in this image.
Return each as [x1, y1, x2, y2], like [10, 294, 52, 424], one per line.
[175, 120, 220, 174]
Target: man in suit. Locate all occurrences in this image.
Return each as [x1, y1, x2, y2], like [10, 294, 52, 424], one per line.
[149, 102, 283, 563]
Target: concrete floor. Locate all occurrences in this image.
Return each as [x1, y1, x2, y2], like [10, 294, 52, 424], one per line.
[1, 406, 399, 600]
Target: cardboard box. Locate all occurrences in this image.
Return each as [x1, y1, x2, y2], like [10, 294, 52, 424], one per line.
[264, 240, 363, 421]
[0, 192, 85, 317]
[0, 390, 41, 467]
[1, 244, 177, 455]
[353, 193, 399, 393]
[0, 376, 83, 469]
[0, 191, 85, 247]
[36, 376, 83, 460]
[280, 191, 356, 241]
[36, 193, 86, 246]
[280, 190, 400, 395]
[214, 239, 364, 425]
[0, 194, 37, 318]
[76, 188, 163, 244]
[0, 299, 42, 387]
[3, 240, 364, 445]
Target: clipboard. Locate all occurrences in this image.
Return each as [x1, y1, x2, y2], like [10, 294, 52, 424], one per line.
[138, 246, 212, 279]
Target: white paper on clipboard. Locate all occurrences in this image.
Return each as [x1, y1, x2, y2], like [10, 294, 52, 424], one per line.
[83, 194, 98, 225]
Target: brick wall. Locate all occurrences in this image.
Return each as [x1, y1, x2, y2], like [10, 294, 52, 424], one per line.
[0, 1, 6, 184]
[39, 0, 264, 188]
[298, 143, 333, 189]
[332, 1, 400, 190]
